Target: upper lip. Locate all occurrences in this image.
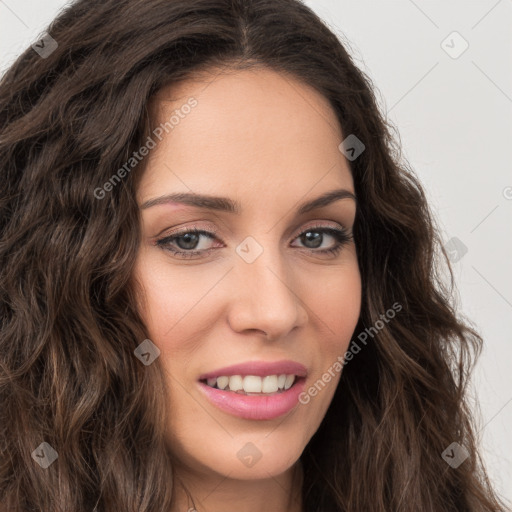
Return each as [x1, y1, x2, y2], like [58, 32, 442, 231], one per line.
[198, 360, 308, 380]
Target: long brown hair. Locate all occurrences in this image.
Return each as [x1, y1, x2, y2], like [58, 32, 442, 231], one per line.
[0, 0, 507, 510]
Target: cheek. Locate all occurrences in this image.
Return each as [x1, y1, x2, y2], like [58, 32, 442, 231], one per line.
[133, 253, 226, 345]
[287, 256, 360, 399]
[311, 261, 362, 350]
[299, 261, 361, 416]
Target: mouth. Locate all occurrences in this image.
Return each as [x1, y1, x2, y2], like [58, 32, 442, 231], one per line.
[199, 374, 302, 396]
[197, 360, 308, 420]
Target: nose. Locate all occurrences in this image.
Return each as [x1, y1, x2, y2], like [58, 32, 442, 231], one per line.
[226, 244, 309, 340]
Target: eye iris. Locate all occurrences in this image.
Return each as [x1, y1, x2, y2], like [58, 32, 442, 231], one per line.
[302, 231, 322, 248]
[177, 233, 200, 250]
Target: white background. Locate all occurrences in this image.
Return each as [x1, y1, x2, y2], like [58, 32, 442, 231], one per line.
[1, 0, 511, 504]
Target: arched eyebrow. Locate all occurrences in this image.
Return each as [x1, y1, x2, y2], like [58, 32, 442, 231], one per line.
[140, 188, 356, 214]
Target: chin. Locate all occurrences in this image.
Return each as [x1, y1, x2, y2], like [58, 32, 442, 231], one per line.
[173, 433, 304, 481]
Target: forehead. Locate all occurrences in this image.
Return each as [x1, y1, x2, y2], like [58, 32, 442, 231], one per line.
[139, 66, 354, 201]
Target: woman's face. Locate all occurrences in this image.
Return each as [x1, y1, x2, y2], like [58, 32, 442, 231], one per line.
[133, 66, 361, 481]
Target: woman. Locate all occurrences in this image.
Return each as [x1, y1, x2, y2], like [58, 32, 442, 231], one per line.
[0, 0, 507, 510]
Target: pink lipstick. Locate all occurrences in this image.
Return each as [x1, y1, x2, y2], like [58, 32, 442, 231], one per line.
[197, 360, 307, 421]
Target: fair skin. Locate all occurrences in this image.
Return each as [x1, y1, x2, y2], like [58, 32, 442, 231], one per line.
[132, 66, 362, 512]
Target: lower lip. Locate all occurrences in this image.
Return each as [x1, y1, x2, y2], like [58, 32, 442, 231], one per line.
[197, 378, 306, 420]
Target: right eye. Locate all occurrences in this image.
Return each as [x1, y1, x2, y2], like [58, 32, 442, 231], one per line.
[156, 228, 222, 258]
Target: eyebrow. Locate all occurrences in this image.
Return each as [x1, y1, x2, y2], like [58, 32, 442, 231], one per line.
[140, 188, 356, 214]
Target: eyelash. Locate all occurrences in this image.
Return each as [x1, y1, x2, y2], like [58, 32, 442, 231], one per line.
[155, 223, 353, 259]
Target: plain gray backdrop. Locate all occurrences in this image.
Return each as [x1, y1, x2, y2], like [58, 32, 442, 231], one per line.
[1, 0, 511, 504]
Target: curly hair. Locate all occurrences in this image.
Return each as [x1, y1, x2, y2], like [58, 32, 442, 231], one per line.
[0, 0, 507, 510]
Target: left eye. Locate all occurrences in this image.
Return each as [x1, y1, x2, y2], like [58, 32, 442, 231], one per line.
[156, 226, 351, 258]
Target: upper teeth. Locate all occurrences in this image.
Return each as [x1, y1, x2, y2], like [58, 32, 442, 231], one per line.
[205, 374, 296, 393]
